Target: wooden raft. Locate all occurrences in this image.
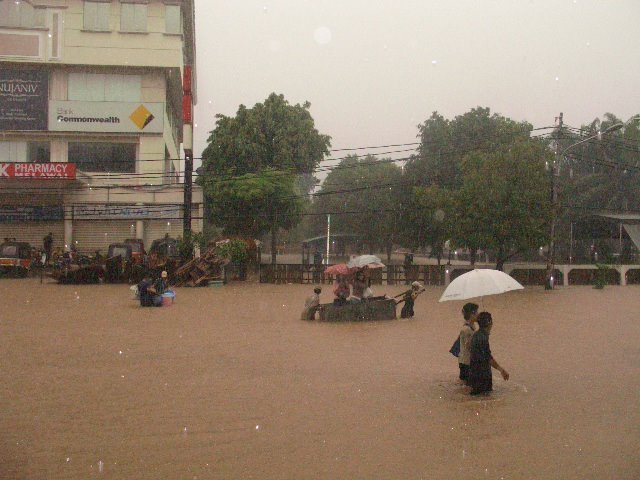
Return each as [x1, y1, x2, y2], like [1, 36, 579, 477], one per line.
[318, 298, 397, 322]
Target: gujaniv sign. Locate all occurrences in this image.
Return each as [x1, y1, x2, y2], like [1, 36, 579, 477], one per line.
[0, 70, 48, 131]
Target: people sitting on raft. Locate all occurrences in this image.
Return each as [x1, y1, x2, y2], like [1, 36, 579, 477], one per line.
[333, 275, 351, 306]
[138, 270, 171, 307]
[350, 270, 373, 303]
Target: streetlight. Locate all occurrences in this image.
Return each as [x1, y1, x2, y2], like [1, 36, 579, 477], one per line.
[545, 116, 639, 289]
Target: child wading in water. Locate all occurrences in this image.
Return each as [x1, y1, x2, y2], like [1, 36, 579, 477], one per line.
[397, 281, 425, 318]
[301, 286, 322, 320]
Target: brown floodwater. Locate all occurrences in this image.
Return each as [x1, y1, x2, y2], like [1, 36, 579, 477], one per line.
[1, 279, 638, 479]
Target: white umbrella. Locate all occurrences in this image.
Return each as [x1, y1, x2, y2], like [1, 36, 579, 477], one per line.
[439, 269, 524, 302]
[347, 255, 383, 269]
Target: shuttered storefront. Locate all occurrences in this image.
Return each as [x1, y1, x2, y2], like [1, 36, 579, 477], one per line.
[72, 220, 134, 254]
[144, 219, 182, 248]
[0, 222, 64, 250]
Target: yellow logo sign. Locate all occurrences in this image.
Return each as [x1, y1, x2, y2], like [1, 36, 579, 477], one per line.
[129, 105, 155, 130]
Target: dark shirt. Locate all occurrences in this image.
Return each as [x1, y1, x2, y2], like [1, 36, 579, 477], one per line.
[138, 279, 153, 307]
[469, 328, 493, 392]
[154, 278, 167, 295]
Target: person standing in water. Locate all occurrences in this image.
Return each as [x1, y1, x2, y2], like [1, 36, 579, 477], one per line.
[469, 312, 509, 395]
[458, 302, 478, 385]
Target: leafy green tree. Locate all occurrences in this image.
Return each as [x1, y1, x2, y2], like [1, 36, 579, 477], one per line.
[405, 107, 532, 190]
[310, 155, 404, 262]
[453, 139, 553, 270]
[560, 113, 640, 213]
[200, 169, 304, 264]
[401, 186, 455, 265]
[199, 93, 331, 262]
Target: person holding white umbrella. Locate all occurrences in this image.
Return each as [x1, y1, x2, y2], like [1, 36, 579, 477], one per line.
[458, 302, 479, 385]
[469, 312, 510, 395]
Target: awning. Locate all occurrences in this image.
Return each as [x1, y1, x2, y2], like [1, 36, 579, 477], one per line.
[596, 213, 640, 222]
[623, 224, 640, 250]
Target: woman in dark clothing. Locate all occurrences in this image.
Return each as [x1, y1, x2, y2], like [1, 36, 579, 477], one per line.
[469, 312, 509, 395]
[399, 281, 424, 318]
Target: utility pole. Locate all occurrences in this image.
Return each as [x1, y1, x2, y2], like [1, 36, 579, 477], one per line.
[546, 112, 562, 289]
[326, 214, 331, 266]
[182, 66, 193, 237]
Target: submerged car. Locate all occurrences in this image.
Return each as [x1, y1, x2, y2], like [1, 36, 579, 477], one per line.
[0, 241, 32, 277]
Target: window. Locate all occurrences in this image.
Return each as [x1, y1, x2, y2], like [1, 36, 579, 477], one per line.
[27, 142, 50, 163]
[165, 4, 181, 34]
[83, 1, 110, 31]
[0, 141, 49, 163]
[0, 0, 45, 29]
[121, 2, 147, 33]
[68, 73, 141, 102]
[68, 142, 136, 173]
[0, 141, 26, 162]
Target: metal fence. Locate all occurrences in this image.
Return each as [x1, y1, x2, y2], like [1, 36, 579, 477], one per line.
[259, 264, 445, 285]
[258, 263, 640, 286]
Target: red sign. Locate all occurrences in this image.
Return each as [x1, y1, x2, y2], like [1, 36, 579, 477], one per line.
[0, 162, 76, 179]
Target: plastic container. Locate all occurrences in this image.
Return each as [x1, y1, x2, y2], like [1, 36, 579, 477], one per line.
[161, 290, 175, 306]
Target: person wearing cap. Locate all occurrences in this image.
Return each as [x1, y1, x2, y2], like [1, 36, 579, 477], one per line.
[469, 312, 509, 395]
[399, 281, 425, 318]
[301, 286, 322, 320]
[148, 271, 169, 307]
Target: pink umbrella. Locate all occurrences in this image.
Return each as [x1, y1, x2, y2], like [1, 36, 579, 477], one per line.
[324, 263, 353, 276]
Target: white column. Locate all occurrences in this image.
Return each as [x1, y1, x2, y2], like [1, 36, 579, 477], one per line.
[64, 206, 73, 251]
[136, 220, 144, 240]
[563, 265, 570, 287]
[620, 266, 627, 286]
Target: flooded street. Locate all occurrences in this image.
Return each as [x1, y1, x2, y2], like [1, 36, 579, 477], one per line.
[1, 279, 638, 479]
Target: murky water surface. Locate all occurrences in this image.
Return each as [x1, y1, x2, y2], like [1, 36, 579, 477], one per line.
[1, 279, 638, 479]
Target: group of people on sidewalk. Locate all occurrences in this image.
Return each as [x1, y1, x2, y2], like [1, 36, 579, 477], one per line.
[455, 302, 509, 395]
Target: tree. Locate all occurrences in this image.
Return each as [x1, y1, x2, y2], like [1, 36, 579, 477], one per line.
[199, 93, 331, 262]
[400, 186, 455, 265]
[453, 139, 553, 270]
[200, 169, 304, 264]
[560, 113, 640, 213]
[405, 107, 532, 190]
[310, 155, 404, 262]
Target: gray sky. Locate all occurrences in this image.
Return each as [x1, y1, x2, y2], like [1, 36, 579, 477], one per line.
[193, 0, 640, 168]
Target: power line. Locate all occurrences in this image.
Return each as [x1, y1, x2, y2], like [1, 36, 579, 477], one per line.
[4, 128, 636, 198]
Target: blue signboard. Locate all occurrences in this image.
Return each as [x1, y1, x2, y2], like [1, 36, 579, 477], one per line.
[0, 205, 64, 222]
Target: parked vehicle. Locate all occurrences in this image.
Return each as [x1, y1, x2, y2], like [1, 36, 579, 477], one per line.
[105, 243, 134, 283]
[124, 238, 145, 264]
[149, 237, 179, 259]
[0, 241, 32, 277]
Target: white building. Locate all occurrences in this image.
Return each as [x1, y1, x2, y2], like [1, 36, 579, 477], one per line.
[0, 0, 201, 253]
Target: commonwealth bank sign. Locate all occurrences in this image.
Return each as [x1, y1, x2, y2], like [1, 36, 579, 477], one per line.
[49, 101, 164, 133]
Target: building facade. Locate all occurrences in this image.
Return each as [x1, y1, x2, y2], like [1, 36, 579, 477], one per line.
[0, 0, 201, 254]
